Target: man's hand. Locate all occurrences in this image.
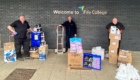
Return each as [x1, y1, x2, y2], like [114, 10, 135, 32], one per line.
[74, 34, 77, 37]
[59, 24, 62, 26]
[14, 32, 17, 35]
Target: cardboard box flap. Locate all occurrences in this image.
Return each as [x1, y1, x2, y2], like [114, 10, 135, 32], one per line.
[4, 42, 15, 50]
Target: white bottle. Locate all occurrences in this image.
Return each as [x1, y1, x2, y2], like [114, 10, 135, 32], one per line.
[116, 29, 120, 34]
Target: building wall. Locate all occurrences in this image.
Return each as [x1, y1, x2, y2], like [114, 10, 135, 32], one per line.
[0, 0, 140, 50]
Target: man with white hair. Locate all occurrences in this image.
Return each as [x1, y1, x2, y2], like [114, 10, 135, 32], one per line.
[59, 16, 77, 52]
[106, 18, 125, 54]
[7, 15, 34, 61]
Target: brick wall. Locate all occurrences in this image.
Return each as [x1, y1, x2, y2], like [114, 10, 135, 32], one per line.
[0, 0, 140, 51]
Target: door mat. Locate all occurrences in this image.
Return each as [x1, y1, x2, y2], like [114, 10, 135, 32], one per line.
[5, 68, 36, 80]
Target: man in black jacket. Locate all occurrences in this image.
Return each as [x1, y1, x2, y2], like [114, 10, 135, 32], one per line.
[59, 16, 77, 52]
[7, 15, 34, 61]
[106, 18, 125, 53]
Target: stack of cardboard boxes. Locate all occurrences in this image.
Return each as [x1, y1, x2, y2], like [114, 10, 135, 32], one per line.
[109, 33, 121, 64]
[118, 49, 132, 66]
[30, 44, 48, 60]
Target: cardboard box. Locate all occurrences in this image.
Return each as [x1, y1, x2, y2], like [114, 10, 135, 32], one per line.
[109, 33, 121, 40]
[110, 40, 119, 48]
[68, 49, 83, 68]
[30, 49, 39, 58]
[117, 49, 132, 66]
[117, 56, 132, 66]
[119, 49, 131, 57]
[3, 42, 16, 63]
[109, 54, 118, 64]
[39, 44, 48, 60]
[4, 42, 15, 50]
[109, 46, 118, 56]
[39, 44, 48, 53]
[39, 49, 48, 60]
[92, 47, 105, 60]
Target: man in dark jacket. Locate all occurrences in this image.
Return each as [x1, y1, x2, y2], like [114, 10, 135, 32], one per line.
[59, 16, 77, 52]
[106, 18, 125, 53]
[7, 15, 34, 61]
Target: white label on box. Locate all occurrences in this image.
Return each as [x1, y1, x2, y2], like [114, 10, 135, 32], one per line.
[121, 50, 129, 53]
[112, 42, 116, 45]
[115, 36, 119, 40]
[111, 50, 114, 53]
[119, 55, 127, 58]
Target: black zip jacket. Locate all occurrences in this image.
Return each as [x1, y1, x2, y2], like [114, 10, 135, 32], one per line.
[106, 22, 125, 30]
[62, 20, 77, 36]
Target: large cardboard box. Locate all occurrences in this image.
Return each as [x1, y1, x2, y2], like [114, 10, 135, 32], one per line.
[117, 56, 132, 66]
[109, 46, 118, 56]
[30, 49, 39, 58]
[39, 44, 48, 60]
[109, 54, 118, 64]
[92, 47, 105, 60]
[117, 49, 132, 66]
[3, 42, 16, 63]
[119, 49, 131, 57]
[109, 33, 121, 40]
[68, 49, 83, 68]
[39, 44, 48, 53]
[110, 40, 119, 48]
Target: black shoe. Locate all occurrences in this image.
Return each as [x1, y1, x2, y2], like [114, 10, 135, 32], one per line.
[25, 57, 33, 60]
[17, 58, 24, 61]
[64, 51, 67, 53]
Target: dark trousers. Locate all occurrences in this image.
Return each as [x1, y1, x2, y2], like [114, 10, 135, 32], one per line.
[14, 38, 30, 58]
[108, 39, 121, 54]
[66, 35, 74, 52]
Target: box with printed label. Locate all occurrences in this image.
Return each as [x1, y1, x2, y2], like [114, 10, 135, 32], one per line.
[109, 46, 118, 56]
[110, 40, 119, 48]
[39, 44, 48, 60]
[3, 42, 16, 63]
[30, 49, 39, 58]
[109, 33, 121, 40]
[109, 54, 118, 64]
[117, 56, 132, 66]
[92, 47, 105, 60]
[119, 49, 131, 57]
[117, 49, 132, 66]
[39, 49, 48, 60]
[68, 49, 83, 68]
[39, 44, 48, 53]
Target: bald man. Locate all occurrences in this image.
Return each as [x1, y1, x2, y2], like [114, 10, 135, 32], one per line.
[7, 15, 34, 61]
[59, 16, 77, 52]
[106, 18, 125, 54]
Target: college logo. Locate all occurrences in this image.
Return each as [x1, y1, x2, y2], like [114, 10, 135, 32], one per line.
[78, 6, 84, 12]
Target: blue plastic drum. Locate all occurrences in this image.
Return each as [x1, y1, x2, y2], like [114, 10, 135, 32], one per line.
[31, 32, 41, 41]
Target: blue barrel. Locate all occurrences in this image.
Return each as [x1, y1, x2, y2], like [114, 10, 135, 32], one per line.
[31, 40, 40, 47]
[31, 32, 41, 41]
[31, 32, 41, 47]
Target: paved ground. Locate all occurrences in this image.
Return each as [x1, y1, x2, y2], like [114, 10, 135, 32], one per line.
[0, 49, 140, 80]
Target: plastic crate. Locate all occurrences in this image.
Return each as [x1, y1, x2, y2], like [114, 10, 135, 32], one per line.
[83, 53, 101, 70]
